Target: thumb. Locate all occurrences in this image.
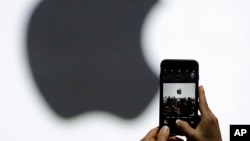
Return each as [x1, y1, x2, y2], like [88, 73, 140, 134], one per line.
[176, 119, 195, 137]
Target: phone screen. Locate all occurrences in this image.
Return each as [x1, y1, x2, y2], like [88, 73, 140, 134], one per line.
[160, 59, 199, 135]
[163, 83, 196, 117]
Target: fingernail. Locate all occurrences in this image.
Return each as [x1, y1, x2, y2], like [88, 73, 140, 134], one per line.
[162, 125, 169, 132]
[176, 119, 181, 124]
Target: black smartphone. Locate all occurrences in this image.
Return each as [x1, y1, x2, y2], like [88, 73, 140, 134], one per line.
[159, 59, 199, 136]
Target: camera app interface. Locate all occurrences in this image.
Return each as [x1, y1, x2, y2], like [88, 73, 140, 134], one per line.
[161, 68, 197, 126]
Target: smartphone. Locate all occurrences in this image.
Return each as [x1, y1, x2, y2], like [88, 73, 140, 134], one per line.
[159, 59, 199, 136]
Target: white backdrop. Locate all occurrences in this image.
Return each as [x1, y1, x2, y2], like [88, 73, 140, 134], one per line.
[1, 0, 250, 140]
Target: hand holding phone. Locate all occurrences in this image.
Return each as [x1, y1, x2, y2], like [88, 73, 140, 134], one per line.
[159, 59, 199, 136]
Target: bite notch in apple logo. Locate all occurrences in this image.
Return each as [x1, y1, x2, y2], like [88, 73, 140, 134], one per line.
[27, 0, 158, 119]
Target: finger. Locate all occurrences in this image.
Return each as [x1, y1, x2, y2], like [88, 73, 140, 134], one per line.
[176, 119, 194, 138]
[168, 136, 184, 141]
[141, 127, 159, 141]
[157, 126, 169, 141]
[198, 86, 210, 115]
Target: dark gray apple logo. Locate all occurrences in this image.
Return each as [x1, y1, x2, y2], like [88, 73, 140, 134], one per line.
[177, 88, 182, 95]
[27, 0, 157, 119]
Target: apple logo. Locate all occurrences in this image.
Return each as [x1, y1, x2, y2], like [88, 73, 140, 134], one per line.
[177, 88, 182, 95]
[27, 0, 158, 119]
